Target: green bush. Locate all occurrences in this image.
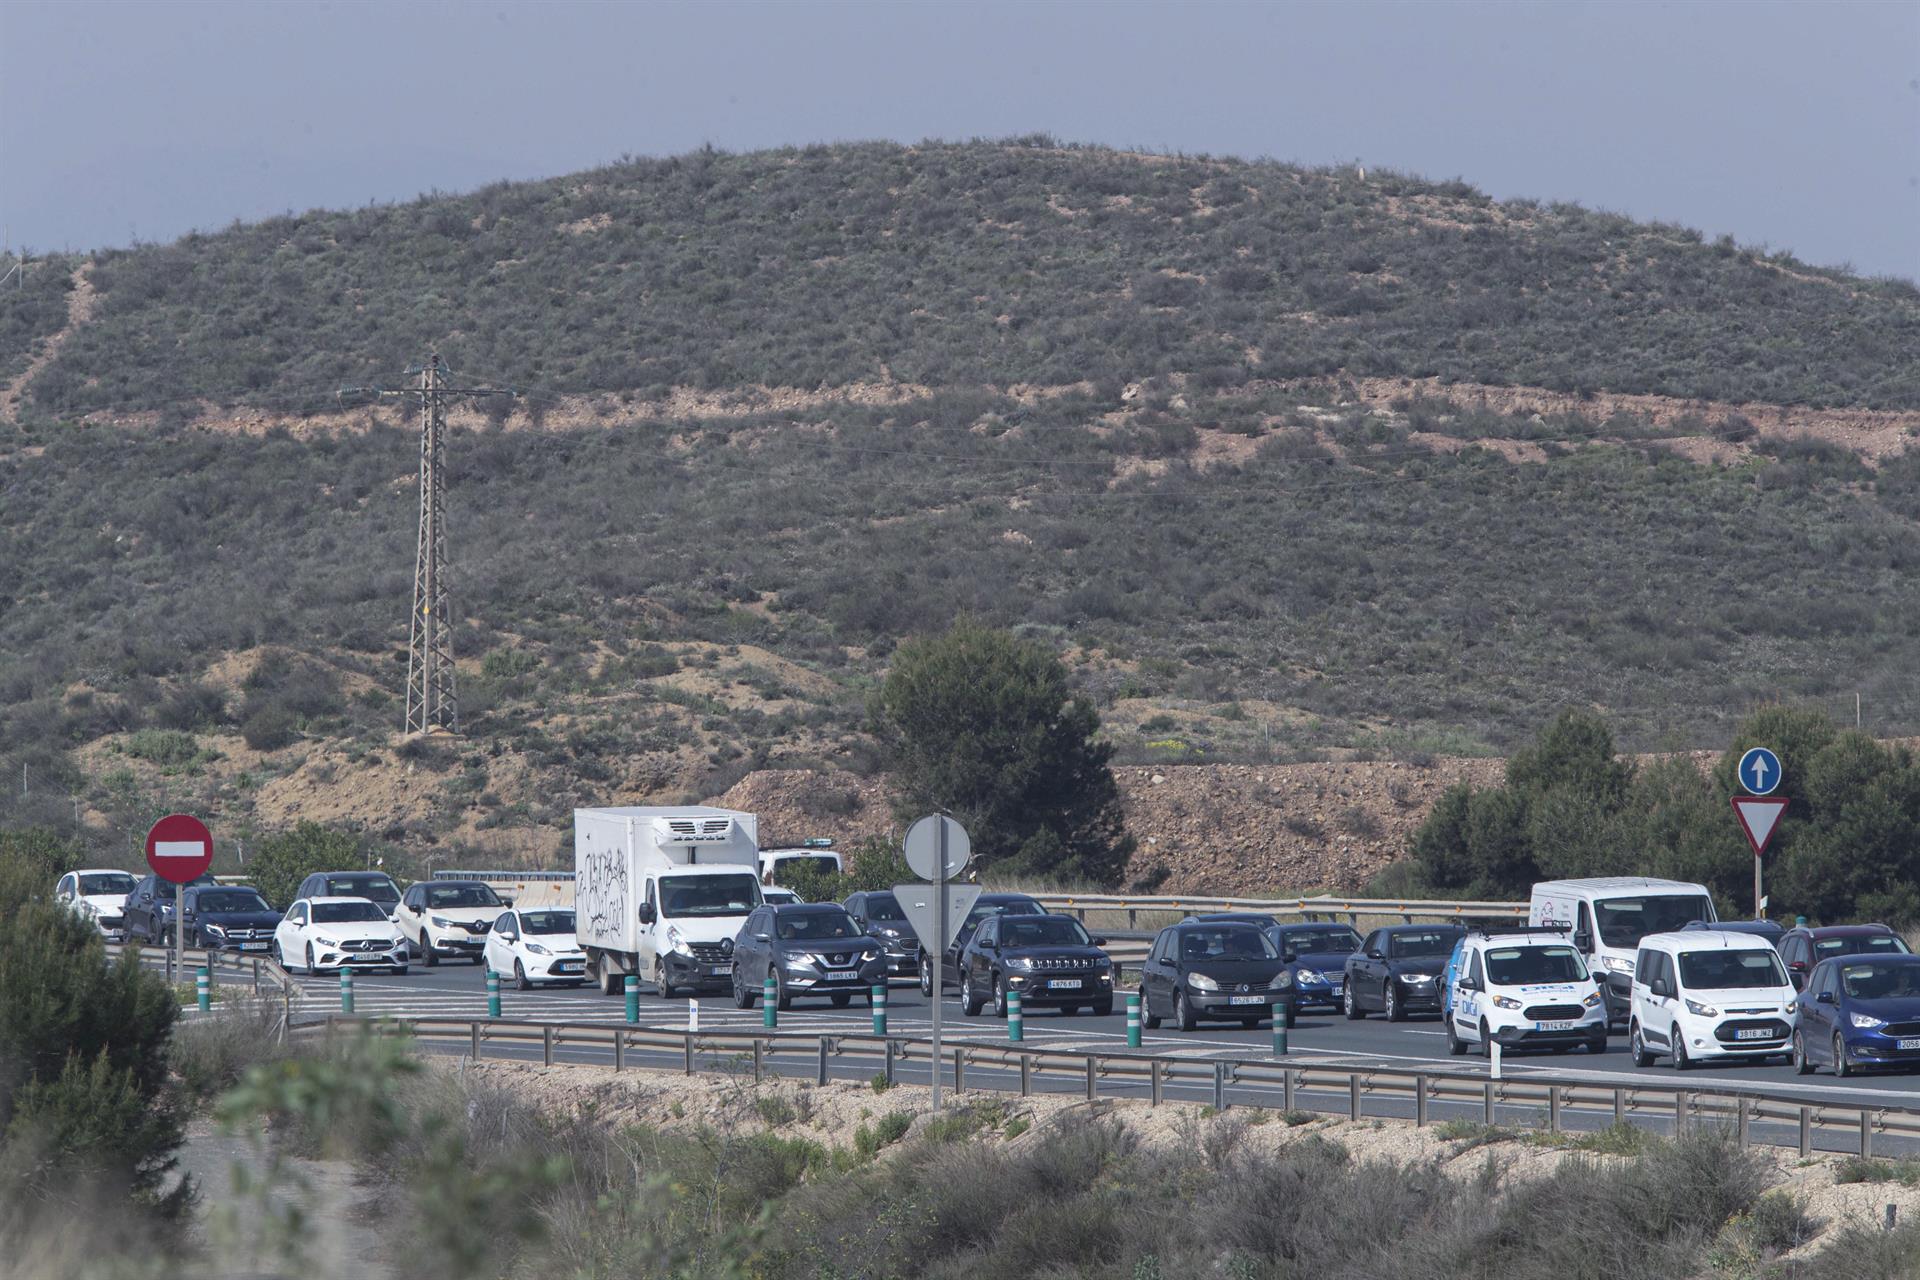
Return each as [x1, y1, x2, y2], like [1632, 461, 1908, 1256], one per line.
[243, 821, 366, 911]
[240, 704, 297, 751]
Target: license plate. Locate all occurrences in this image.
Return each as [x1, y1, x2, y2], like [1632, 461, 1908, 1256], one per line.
[1735, 1028, 1772, 1041]
[710, 965, 732, 976]
[240, 941, 268, 951]
[1048, 979, 1082, 990]
[826, 970, 856, 980]
[1330, 983, 1344, 995]
[1230, 995, 1266, 1006]
[1535, 1020, 1575, 1032]
[1899, 1039, 1920, 1051]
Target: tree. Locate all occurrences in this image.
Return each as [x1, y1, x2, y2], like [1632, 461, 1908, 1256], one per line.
[877, 621, 1134, 886]
[245, 821, 366, 911]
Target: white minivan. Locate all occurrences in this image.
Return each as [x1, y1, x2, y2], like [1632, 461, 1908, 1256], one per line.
[1530, 878, 1718, 1023]
[1629, 930, 1797, 1069]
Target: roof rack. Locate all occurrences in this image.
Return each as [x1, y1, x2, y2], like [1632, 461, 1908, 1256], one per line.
[1468, 924, 1573, 940]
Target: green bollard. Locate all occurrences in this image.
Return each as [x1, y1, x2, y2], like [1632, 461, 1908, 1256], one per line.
[871, 984, 887, 1035]
[1126, 991, 1142, 1048]
[339, 969, 354, 1015]
[1007, 988, 1023, 1042]
[763, 975, 778, 1029]
[625, 974, 639, 1024]
[487, 969, 501, 1019]
[1272, 1004, 1289, 1056]
[195, 966, 210, 1013]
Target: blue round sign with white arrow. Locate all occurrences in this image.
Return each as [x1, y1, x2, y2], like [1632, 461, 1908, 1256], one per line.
[1738, 747, 1782, 796]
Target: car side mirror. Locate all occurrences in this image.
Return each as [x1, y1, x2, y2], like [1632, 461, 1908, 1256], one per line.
[1092, 937, 1108, 947]
[1816, 991, 1836, 1004]
[1367, 949, 1385, 960]
[637, 904, 657, 925]
[1573, 933, 1592, 952]
[753, 933, 772, 944]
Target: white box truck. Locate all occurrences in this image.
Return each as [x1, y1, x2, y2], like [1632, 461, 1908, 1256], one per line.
[574, 806, 763, 997]
[1529, 877, 1718, 1023]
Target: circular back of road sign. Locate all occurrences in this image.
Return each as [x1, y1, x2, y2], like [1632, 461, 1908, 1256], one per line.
[1737, 747, 1782, 796]
[145, 813, 214, 883]
[903, 814, 971, 881]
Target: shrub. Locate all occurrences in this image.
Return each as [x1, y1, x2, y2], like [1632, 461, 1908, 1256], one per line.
[244, 821, 365, 911]
[241, 704, 297, 751]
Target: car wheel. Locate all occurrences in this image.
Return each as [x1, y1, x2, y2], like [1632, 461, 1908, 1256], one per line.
[421, 932, 438, 967]
[1060, 1004, 1078, 1017]
[1141, 986, 1162, 1030]
[961, 975, 983, 1017]
[1671, 1036, 1692, 1071]
[1092, 998, 1113, 1017]
[993, 976, 1009, 1019]
[1176, 989, 1198, 1032]
[1344, 984, 1364, 1020]
[1585, 1032, 1607, 1055]
[920, 961, 933, 997]
[1241, 1017, 1262, 1029]
[391, 965, 409, 976]
[1792, 1031, 1812, 1075]
[1833, 1033, 1853, 1078]
[1479, 1021, 1494, 1058]
[1385, 982, 1404, 1023]
[1281, 1001, 1297, 1029]
[775, 971, 793, 1012]
[654, 962, 675, 999]
[514, 960, 531, 992]
[305, 943, 319, 976]
[732, 970, 754, 1009]
[830, 992, 851, 1008]
[598, 959, 620, 996]
[1446, 1016, 1468, 1056]
[1630, 1023, 1653, 1067]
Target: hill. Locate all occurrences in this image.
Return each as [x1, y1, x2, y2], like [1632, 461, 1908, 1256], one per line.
[2, 139, 1918, 883]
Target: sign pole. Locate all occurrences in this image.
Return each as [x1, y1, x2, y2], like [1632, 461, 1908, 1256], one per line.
[931, 817, 945, 1116]
[175, 893, 186, 977]
[1754, 852, 1763, 922]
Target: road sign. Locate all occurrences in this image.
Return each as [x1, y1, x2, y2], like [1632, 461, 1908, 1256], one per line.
[1731, 796, 1788, 856]
[903, 815, 971, 881]
[1737, 747, 1782, 796]
[892, 882, 983, 954]
[145, 814, 213, 883]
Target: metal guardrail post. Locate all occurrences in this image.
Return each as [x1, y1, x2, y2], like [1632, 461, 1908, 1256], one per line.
[1283, 1067, 1295, 1114]
[1349, 1075, 1362, 1121]
[1483, 1080, 1494, 1124]
[686, 1031, 695, 1076]
[883, 1040, 895, 1086]
[1213, 1062, 1227, 1111]
[1676, 1091, 1690, 1135]
[1020, 1054, 1032, 1097]
[1548, 1085, 1561, 1133]
[1150, 1059, 1163, 1107]
[1737, 1098, 1750, 1148]
[1085, 1057, 1097, 1101]
[954, 1047, 966, 1094]
[252, 958, 262, 995]
[1860, 1111, 1873, 1159]
[817, 1037, 830, 1086]
[471, 1021, 482, 1061]
[614, 1028, 625, 1072]
[1415, 1074, 1428, 1127]
[751, 1039, 762, 1082]
[1799, 1106, 1812, 1157]
[543, 1024, 555, 1067]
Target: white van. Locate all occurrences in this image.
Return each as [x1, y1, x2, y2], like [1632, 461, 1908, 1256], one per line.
[1530, 878, 1717, 1022]
[1446, 929, 1609, 1057]
[1629, 930, 1797, 1069]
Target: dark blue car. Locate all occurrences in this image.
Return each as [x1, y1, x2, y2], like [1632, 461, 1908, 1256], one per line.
[181, 884, 283, 952]
[1793, 953, 1920, 1077]
[1271, 923, 1363, 1013]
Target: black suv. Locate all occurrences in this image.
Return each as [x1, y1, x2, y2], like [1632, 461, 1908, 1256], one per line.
[294, 870, 403, 917]
[181, 884, 283, 952]
[919, 892, 1045, 994]
[844, 889, 921, 978]
[732, 903, 885, 1010]
[959, 913, 1114, 1017]
[1140, 921, 1294, 1030]
[123, 872, 220, 943]
[1342, 924, 1463, 1021]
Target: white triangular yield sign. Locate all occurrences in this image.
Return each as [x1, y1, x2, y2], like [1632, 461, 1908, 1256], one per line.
[1731, 796, 1789, 856]
[892, 883, 983, 954]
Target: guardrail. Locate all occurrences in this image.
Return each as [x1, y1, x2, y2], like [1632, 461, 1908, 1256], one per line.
[109, 941, 302, 1037]
[307, 1014, 1919, 1158]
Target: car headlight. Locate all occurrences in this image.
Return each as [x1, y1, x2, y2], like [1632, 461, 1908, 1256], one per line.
[1298, 969, 1330, 985]
[315, 936, 338, 948]
[782, 956, 817, 973]
[720, 937, 734, 956]
[1492, 995, 1522, 1010]
[1685, 999, 1719, 1018]
[1582, 992, 1603, 1008]
[666, 927, 693, 957]
[1268, 971, 1294, 990]
[1005, 956, 1033, 971]
[1599, 955, 1635, 976]
[1402, 973, 1434, 984]
[1188, 973, 1220, 991]
[1851, 1012, 1887, 1030]
[205, 923, 227, 935]
[1094, 956, 1113, 970]
[430, 916, 452, 929]
[525, 942, 551, 956]
[1784, 1000, 1797, 1015]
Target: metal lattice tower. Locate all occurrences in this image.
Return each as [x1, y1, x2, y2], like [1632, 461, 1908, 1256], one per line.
[373, 354, 513, 737]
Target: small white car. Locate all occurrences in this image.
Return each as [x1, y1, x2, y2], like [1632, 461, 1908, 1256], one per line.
[56, 869, 139, 939]
[761, 887, 803, 906]
[1446, 930, 1609, 1057]
[483, 908, 588, 989]
[275, 897, 410, 975]
[1630, 930, 1797, 1069]
[396, 880, 509, 965]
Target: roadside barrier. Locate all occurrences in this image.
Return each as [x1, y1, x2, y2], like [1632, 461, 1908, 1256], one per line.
[486, 970, 500, 1018]
[196, 966, 210, 1012]
[871, 985, 887, 1035]
[114, 941, 301, 1040]
[625, 975, 639, 1024]
[763, 976, 777, 1028]
[340, 971, 354, 1015]
[1007, 989, 1023, 1042]
[1125, 992, 1141, 1048]
[302, 1014, 1920, 1158]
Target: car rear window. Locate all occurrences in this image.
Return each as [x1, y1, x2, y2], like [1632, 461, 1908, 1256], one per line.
[1815, 935, 1909, 958]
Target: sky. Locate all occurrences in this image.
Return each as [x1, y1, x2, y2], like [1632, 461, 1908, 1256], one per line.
[2, 0, 1916, 279]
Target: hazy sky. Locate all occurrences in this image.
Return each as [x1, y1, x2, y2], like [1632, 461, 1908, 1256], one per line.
[3, 0, 1916, 278]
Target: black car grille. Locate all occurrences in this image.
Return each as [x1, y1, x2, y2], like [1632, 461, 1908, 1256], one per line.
[460, 920, 491, 935]
[1027, 957, 1094, 972]
[216, 928, 270, 941]
[342, 939, 391, 953]
[98, 915, 125, 929]
[1714, 1018, 1790, 1044]
[688, 942, 732, 964]
[1883, 1021, 1920, 1038]
[1524, 1004, 1585, 1021]
[881, 935, 919, 952]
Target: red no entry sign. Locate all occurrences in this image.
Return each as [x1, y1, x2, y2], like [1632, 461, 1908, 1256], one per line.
[145, 813, 213, 883]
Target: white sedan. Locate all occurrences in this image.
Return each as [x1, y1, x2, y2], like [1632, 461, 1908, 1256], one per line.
[275, 897, 410, 975]
[483, 908, 587, 988]
[56, 869, 138, 939]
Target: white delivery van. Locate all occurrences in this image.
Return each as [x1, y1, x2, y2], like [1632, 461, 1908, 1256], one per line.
[1530, 878, 1717, 1023]
[1629, 930, 1797, 1069]
[574, 806, 763, 997]
[1445, 928, 1609, 1057]
[759, 840, 843, 886]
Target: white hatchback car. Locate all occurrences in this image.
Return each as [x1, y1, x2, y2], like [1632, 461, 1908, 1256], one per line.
[1445, 930, 1609, 1057]
[483, 907, 587, 989]
[275, 897, 410, 975]
[56, 869, 139, 939]
[1630, 930, 1797, 1069]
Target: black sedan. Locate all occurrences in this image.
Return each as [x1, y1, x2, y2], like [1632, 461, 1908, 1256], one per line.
[919, 892, 1045, 994]
[181, 885, 283, 952]
[1342, 924, 1463, 1021]
[122, 872, 220, 944]
[843, 889, 922, 979]
[958, 913, 1115, 1017]
[1140, 921, 1295, 1031]
[731, 902, 886, 1010]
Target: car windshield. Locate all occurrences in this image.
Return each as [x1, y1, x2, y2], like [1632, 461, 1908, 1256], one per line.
[425, 885, 503, 909]
[1595, 895, 1714, 948]
[1485, 946, 1589, 985]
[195, 890, 271, 913]
[769, 855, 839, 884]
[1839, 963, 1920, 1000]
[312, 901, 389, 924]
[777, 909, 860, 941]
[1390, 931, 1457, 959]
[1000, 918, 1093, 948]
[1179, 927, 1278, 961]
[520, 910, 575, 935]
[1815, 935, 1909, 959]
[1678, 948, 1788, 990]
[965, 898, 1042, 926]
[325, 876, 399, 904]
[862, 892, 907, 923]
[80, 873, 137, 895]
[660, 874, 760, 918]
[1278, 928, 1361, 955]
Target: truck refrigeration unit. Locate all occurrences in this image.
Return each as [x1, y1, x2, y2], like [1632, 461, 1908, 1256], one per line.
[574, 806, 763, 997]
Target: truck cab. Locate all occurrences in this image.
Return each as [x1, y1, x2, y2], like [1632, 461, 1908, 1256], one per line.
[1530, 877, 1717, 1023]
[575, 806, 763, 998]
